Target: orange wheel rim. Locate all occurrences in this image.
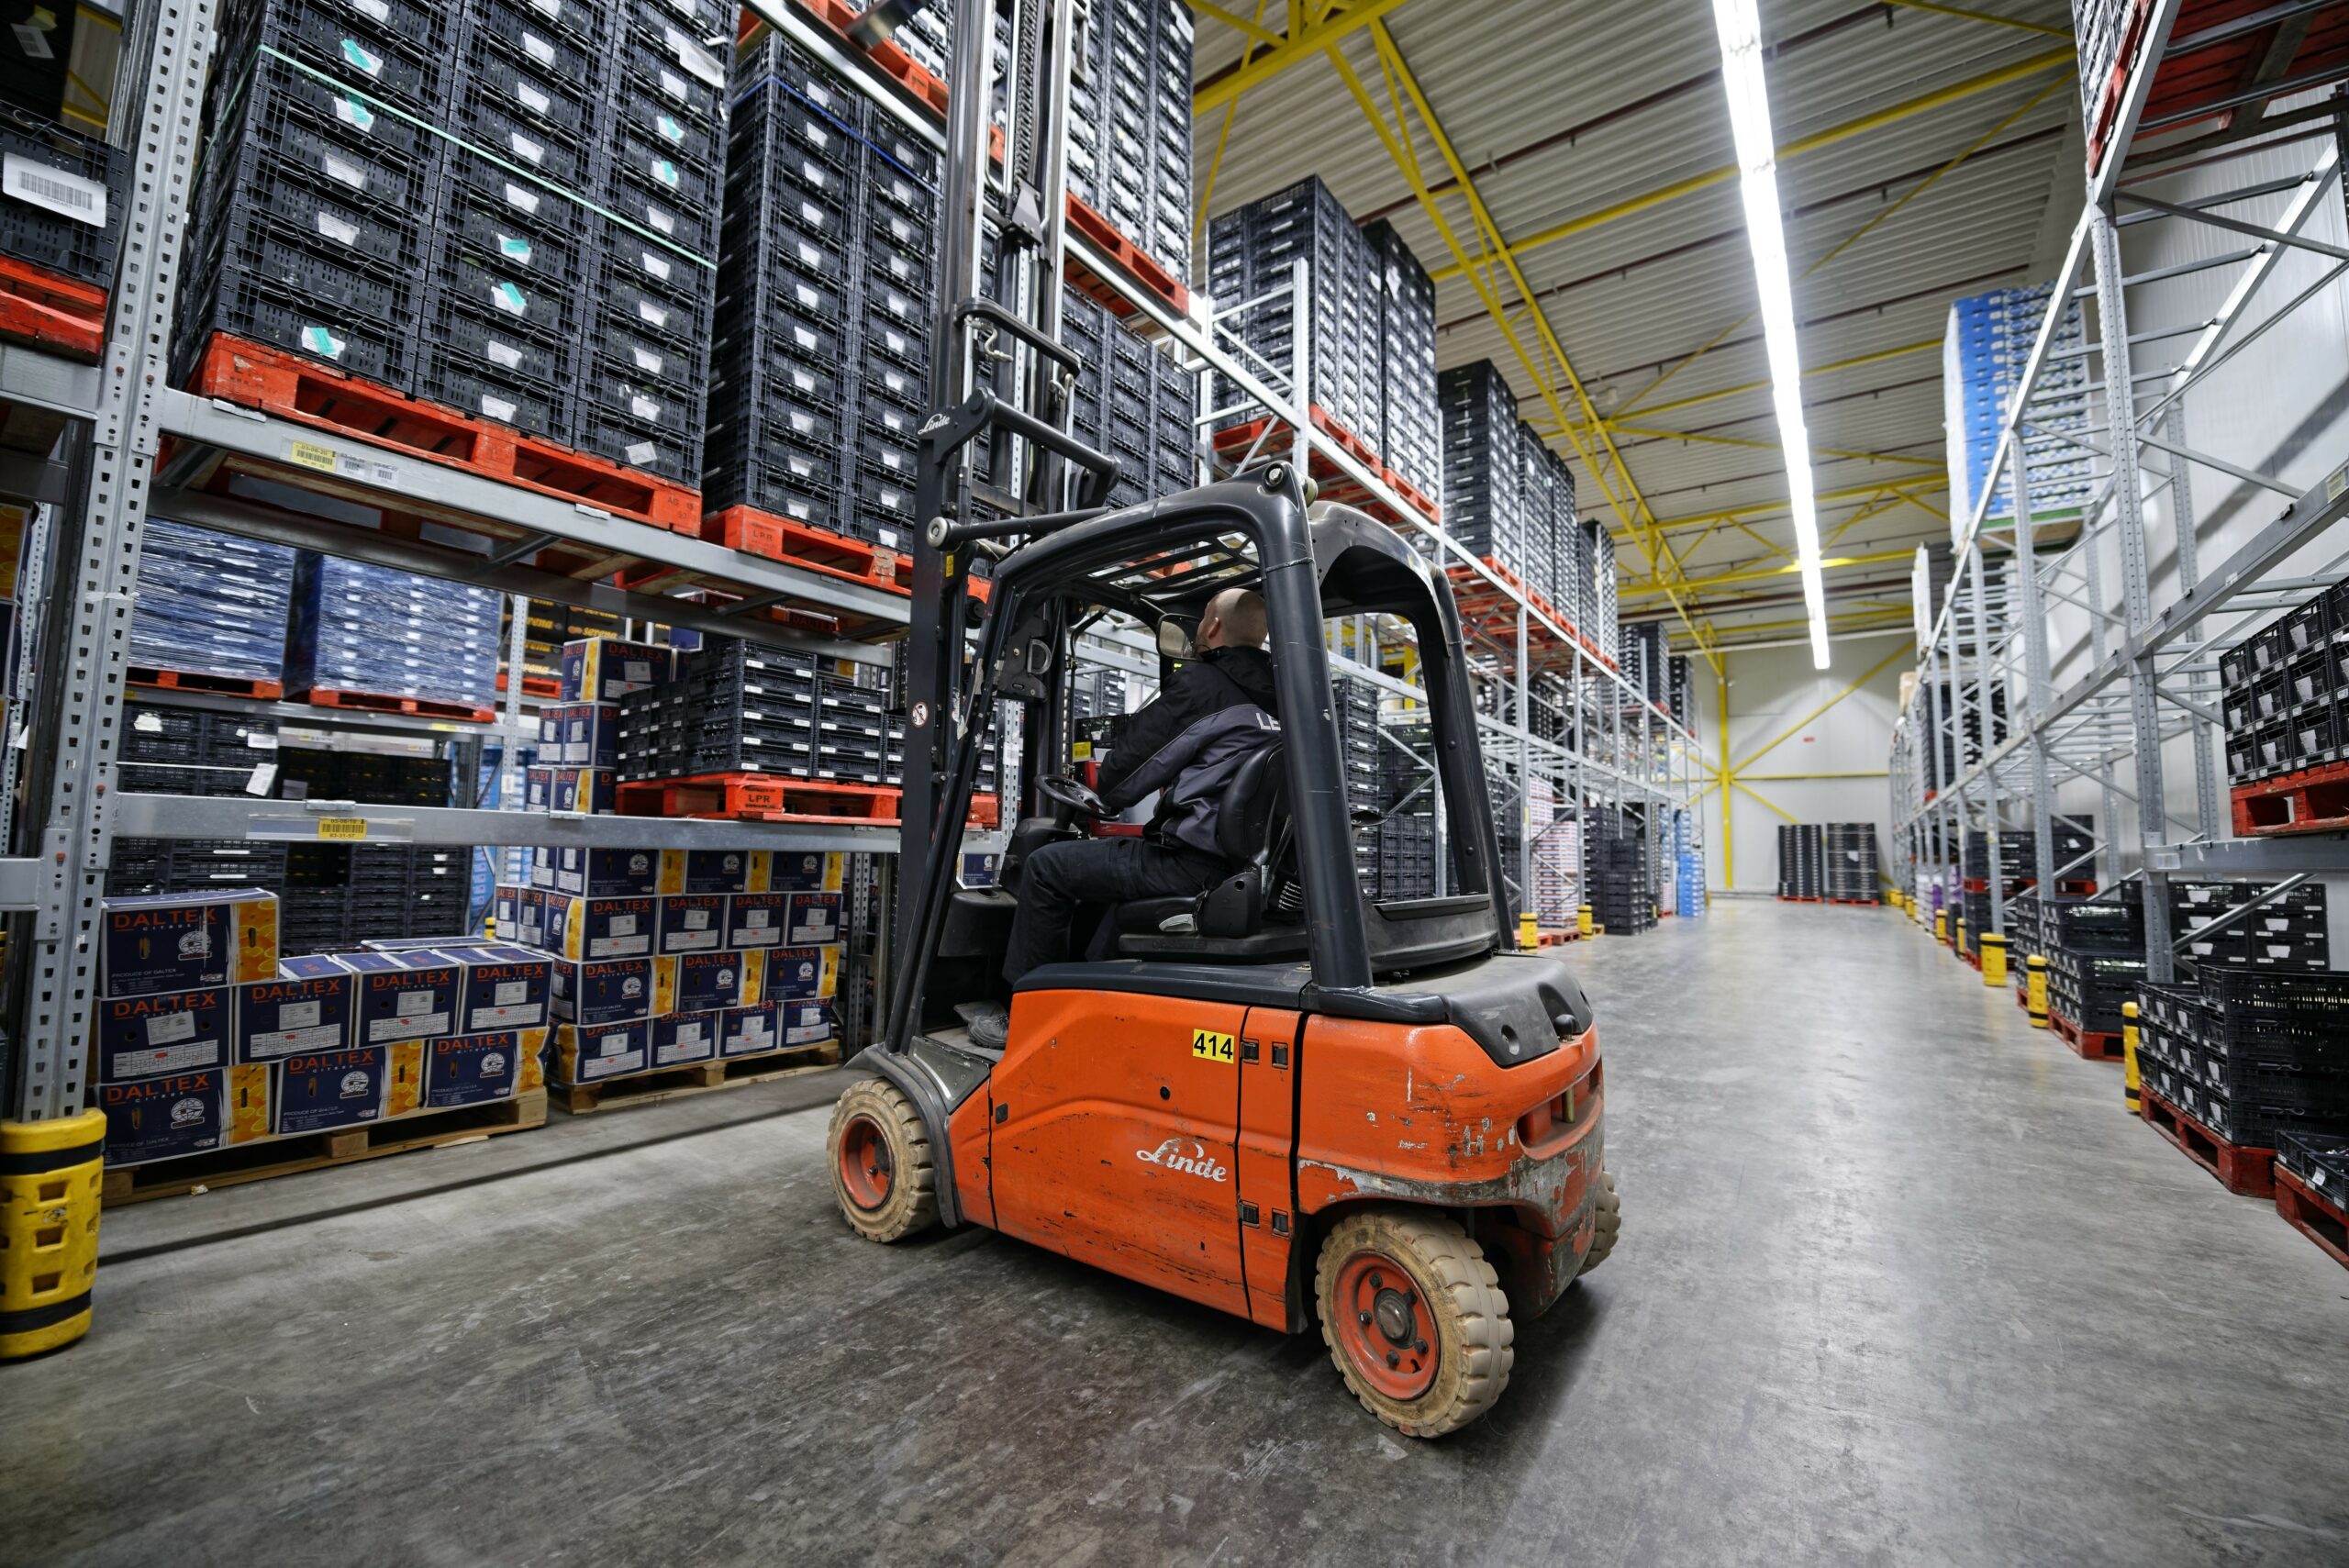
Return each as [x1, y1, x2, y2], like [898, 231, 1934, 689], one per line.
[839, 1114, 894, 1210]
[1332, 1250, 1437, 1400]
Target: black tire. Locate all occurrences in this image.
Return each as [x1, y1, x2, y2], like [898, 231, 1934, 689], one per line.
[826, 1078, 938, 1243]
[1316, 1207, 1513, 1438]
[1579, 1167, 1620, 1275]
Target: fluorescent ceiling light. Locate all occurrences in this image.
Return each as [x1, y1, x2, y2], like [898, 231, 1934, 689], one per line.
[1711, 0, 1830, 670]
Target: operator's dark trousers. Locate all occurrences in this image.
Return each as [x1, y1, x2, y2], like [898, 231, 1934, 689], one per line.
[1003, 836, 1227, 984]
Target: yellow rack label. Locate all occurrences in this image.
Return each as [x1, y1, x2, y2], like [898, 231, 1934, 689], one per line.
[316, 817, 368, 840]
[287, 439, 339, 474]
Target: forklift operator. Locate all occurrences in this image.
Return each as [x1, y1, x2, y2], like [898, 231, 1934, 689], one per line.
[972, 586, 1280, 1047]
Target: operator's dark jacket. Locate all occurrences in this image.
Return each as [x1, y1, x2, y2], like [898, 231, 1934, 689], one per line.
[1098, 646, 1280, 858]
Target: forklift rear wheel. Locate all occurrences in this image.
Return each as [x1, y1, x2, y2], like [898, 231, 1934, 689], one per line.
[1578, 1167, 1620, 1275]
[1316, 1207, 1513, 1438]
[828, 1079, 938, 1243]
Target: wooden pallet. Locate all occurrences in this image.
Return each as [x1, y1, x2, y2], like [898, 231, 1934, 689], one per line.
[182, 334, 703, 535]
[300, 687, 498, 723]
[703, 505, 908, 592]
[2231, 759, 2349, 836]
[615, 772, 1003, 828]
[2273, 1164, 2349, 1271]
[0, 256, 106, 361]
[128, 666, 284, 700]
[551, 1041, 841, 1115]
[100, 1090, 547, 1205]
[2049, 1009, 2123, 1062]
[2139, 1088, 2277, 1198]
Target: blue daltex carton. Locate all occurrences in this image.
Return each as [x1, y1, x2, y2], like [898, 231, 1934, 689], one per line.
[762, 945, 839, 1002]
[654, 950, 758, 1014]
[233, 955, 352, 1062]
[550, 767, 617, 814]
[564, 704, 621, 769]
[724, 891, 791, 949]
[100, 888, 278, 996]
[95, 987, 229, 1081]
[554, 1020, 651, 1083]
[442, 944, 551, 1031]
[785, 892, 843, 944]
[559, 637, 671, 702]
[551, 958, 654, 1026]
[651, 1010, 719, 1067]
[657, 894, 727, 954]
[97, 1069, 228, 1164]
[337, 951, 458, 1045]
[777, 998, 838, 1046]
[720, 1003, 780, 1057]
[426, 1031, 524, 1108]
[274, 1045, 388, 1134]
[555, 845, 660, 897]
[766, 851, 843, 892]
[543, 893, 657, 960]
[657, 848, 769, 895]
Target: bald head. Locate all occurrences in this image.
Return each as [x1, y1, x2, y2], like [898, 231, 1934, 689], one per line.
[1197, 587, 1268, 651]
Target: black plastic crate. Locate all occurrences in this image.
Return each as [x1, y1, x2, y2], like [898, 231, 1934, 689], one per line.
[701, 450, 841, 529]
[436, 172, 594, 292]
[228, 0, 450, 116]
[426, 297, 574, 395]
[573, 395, 702, 485]
[592, 258, 713, 358]
[599, 171, 720, 269]
[607, 78, 721, 180]
[613, 8, 728, 120]
[181, 250, 420, 384]
[0, 101, 127, 288]
[417, 342, 570, 440]
[432, 235, 587, 350]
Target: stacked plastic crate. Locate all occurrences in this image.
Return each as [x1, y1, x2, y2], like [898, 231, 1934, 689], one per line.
[1365, 217, 1440, 513]
[1942, 284, 2094, 536]
[1437, 361, 1523, 565]
[1545, 450, 1583, 636]
[2135, 973, 2349, 1155]
[1066, 0, 1192, 295]
[1582, 518, 1619, 663]
[1671, 808, 1705, 918]
[126, 521, 297, 693]
[1061, 283, 1194, 510]
[1208, 175, 1381, 457]
[1514, 421, 1557, 605]
[0, 91, 132, 352]
[703, 32, 935, 555]
[1528, 776, 1575, 927]
[2217, 580, 2346, 795]
[1586, 811, 1653, 933]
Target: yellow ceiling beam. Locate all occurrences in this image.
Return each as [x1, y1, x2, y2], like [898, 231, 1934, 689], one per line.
[1531, 339, 1943, 439]
[1192, 0, 1414, 114]
[1426, 48, 2074, 283]
[1622, 549, 1917, 601]
[1881, 0, 2070, 37]
[1647, 476, 1948, 538]
[1185, 0, 1282, 46]
[1603, 423, 1943, 470]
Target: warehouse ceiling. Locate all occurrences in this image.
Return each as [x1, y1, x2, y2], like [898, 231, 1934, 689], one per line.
[1188, 0, 2084, 665]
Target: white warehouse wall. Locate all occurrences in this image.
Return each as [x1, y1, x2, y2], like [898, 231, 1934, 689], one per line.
[1702, 629, 1912, 896]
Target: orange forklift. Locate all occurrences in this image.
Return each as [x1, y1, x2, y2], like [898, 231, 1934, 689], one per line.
[820, 0, 1615, 1437]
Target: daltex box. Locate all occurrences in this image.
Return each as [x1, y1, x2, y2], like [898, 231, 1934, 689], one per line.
[440, 944, 551, 1031]
[719, 1002, 779, 1057]
[233, 955, 352, 1062]
[529, 846, 559, 889]
[273, 1045, 388, 1135]
[550, 767, 617, 815]
[551, 957, 654, 1026]
[658, 848, 770, 895]
[785, 893, 843, 945]
[654, 950, 762, 1015]
[554, 845, 660, 897]
[560, 638, 672, 702]
[762, 945, 839, 1002]
[777, 998, 838, 1047]
[516, 887, 547, 950]
[337, 951, 458, 1045]
[766, 851, 843, 892]
[560, 703, 622, 769]
[523, 765, 555, 810]
[554, 1020, 651, 1084]
[651, 1010, 719, 1067]
[724, 891, 791, 949]
[657, 894, 728, 954]
[97, 1068, 228, 1165]
[543, 893, 658, 960]
[425, 1029, 537, 1108]
[494, 883, 527, 934]
[100, 888, 277, 997]
[95, 986, 229, 1082]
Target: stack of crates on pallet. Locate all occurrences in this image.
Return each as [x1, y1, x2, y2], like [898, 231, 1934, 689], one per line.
[1666, 653, 1692, 728]
[704, 30, 937, 554]
[0, 94, 131, 342]
[108, 708, 291, 902]
[1208, 174, 1381, 456]
[1061, 283, 1194, 509]
[1437, 360, 1522, 564]
[1942, 284, 2095, 534]
[284, 553, 503, 713]
[1514, 421, 1558, 606]
[175, 0, 728, 484]
[1067, 667, 1129, 728]
[1550, 484, 1588, 639]
[1776, 823, 1823, 898]
[1671, 809, 1705, 918]
[507, 844, 848, 1090]
[2218, 579, 2346, 795]
[1366, 217, 1440, 512]
[1335, 673, 1380, 820]
[2043, 895, 2143, 1032]
[1586, 811, 1653, 934]
[1066, 0, 1191, 288]
[1823, 823, 1878, 904]
[2172, 880, 2332, 973]
[1583, 518, 1619, 664]
[1528, 777, 1575, 927]
[617, 634, 801, 781]
[126, 521, 295, 691]
[2136, 972, 2349, 1153]
[1372, 715, 1438, 900]
[1621, 623, 1668, 708]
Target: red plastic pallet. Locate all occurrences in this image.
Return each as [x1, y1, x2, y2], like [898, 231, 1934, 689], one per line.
[2230, 759, 2349, 836]
[616, 772, 1003, 828]
[2273, 1164, 2349, 1271]
[300, 688, 498, 723]
[128, 666, 284, 701]
[1064, 195, 1191, 317]
[2049, 1009, 2123, 1062]
[2140, 1087, 2277, 1198]
[1212, 407, 1443, 534]
[703, 506, 908, 593]
[764, 0, 951, 115]
[182, 334, 703, 535]
[0, 256, 106, 362]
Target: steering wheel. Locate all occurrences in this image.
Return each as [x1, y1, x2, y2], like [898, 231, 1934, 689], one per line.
[1037, 773, 1106, 817]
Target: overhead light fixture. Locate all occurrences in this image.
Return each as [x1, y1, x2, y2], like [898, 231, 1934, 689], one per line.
[1711, 0, 1830, 670]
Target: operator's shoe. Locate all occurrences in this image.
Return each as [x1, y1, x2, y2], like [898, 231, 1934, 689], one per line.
[963, 1002, 1010, 1050]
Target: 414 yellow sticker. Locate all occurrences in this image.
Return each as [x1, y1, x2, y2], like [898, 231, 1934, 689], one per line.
[1190, 1029, 1235, 1063]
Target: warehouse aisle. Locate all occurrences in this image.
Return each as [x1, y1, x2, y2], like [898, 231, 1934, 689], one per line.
[5, 905, 2346, 1568]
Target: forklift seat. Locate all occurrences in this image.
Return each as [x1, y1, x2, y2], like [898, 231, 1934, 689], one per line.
[1109, 740, 1304, 960]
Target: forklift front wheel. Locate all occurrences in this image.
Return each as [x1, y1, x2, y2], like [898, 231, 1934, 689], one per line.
[1316, 1207, 1514, 1438]
[827, 1079, 939, 1243]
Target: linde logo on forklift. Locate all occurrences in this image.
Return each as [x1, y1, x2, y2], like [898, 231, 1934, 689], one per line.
[1135, 1138, 1229, 1184]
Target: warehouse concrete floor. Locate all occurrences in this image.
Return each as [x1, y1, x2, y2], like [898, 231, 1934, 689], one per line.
[6, 903, 2348, 1566]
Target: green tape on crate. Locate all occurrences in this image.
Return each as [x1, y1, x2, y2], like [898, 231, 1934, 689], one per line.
[255, 46, 717, 272]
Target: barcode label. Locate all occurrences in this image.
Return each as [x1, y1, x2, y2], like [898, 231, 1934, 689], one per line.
[5, 153, 105, 228]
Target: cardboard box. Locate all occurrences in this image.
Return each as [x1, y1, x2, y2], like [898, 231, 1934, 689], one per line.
[529, 847, 559, 889]
[385, 1040, 425, 1118]
[651, 1010, 719, 1067]
[444, 944, 551, 1031]
[518, 886, 547, 950]
[658, 893, 728, 954]
[554, 845, 661, 898]
[100, 888, 278, 997]
[95, 986, 229, 1082]
[274, 1045, 388, 1135]
[493, 883, 527, 936]
[427, 1030, 531, 1108]
[338, 951, 459, 1044]
[524, 765, 555, 810]
[654, 950, 762, 1014]
[785, 892, 843, 945]
[98, 1068, 228, 1166]
[233, 955, 352, 1062]
[720, 1002, 780, 1058]
[767, 851, 844, 892]
[560, 637, 672, 702]
[725, 891, 792, 948]
[562, 703, 622, 769]
[762, 945, 840, 1001]
[777, 998, 839, 1047]
[554, 1020, 651, 1083]
[658, 848, 771, 895]
[551, 957, 654, 1026]
[229, 1061, 272, 1145]
[543, 893, 658, 960]
[551, 767, 618, 815]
